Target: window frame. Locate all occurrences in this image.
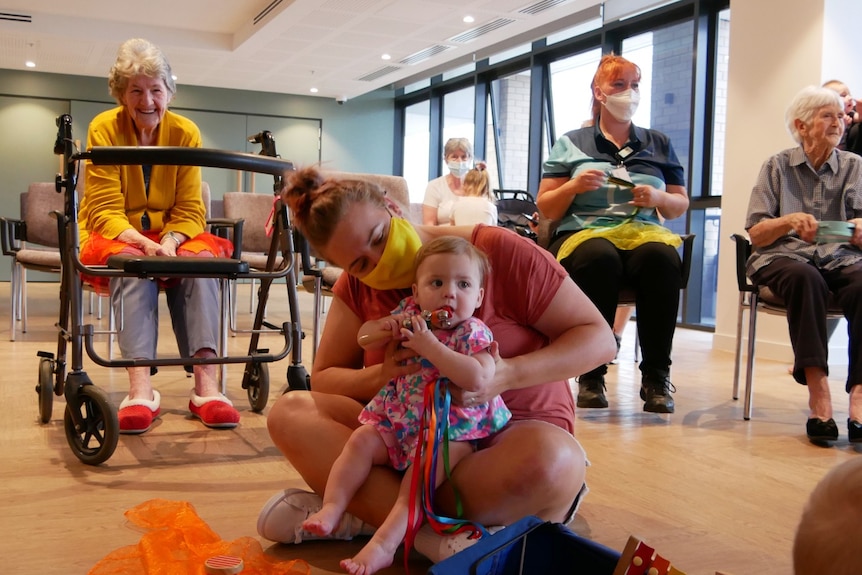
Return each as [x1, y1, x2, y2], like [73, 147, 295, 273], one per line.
[394, 0, 731, 330]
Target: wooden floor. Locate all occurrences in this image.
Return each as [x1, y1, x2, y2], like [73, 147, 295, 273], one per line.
[1, 281, 859, 575]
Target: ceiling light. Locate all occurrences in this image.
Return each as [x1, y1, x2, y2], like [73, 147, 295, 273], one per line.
[310, 87, 318, 93]
[463, 15, 474, 23]
[381, 53, 391, 60]
[25, 60, 36, 68]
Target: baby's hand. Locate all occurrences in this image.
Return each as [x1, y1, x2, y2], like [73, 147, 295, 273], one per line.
[380, 315, 405, 339]
[400, 315, 438, 353]
[358, 315, 407, 348]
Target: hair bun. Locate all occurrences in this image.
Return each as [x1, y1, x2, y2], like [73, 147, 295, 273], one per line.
[284, 166, 325, 224]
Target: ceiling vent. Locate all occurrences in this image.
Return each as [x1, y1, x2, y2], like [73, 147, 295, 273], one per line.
[0, 11, 32, 23]
[357, 65, 402, 82]
[518, 0, 571, 16]
[254, 0, 285, 25]
[399, 45, 452, 66]
[449, 18, 515, 44]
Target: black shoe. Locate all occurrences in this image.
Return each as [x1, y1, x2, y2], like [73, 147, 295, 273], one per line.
[806, 418, 838, 443]
[849, 419, 862, 443]
[640, 376, 676, 413]
[577, 376, 608, 409]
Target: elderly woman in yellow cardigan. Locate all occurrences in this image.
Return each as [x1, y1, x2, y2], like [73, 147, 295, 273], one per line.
[79, 38, 237, 434]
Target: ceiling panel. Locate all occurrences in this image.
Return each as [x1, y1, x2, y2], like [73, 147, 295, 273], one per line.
[0, 0, 607, 100]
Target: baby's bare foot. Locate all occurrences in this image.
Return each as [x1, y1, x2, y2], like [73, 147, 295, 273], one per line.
[301, 503, 343, 536]
[340, 538, 395, 575]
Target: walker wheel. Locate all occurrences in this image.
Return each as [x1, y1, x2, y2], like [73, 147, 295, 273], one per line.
[64, 385, 119, 465]
[246, 361, 270, 412]
[37, 357, 54, 424]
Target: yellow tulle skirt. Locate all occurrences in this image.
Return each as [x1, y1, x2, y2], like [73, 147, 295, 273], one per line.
[556, 220, 682, 262]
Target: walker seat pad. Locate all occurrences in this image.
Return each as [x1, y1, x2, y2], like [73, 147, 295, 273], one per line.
[107, 254, 249, 276]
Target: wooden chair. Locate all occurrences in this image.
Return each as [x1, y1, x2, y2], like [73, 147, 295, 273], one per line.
[731, 233, 843, 420]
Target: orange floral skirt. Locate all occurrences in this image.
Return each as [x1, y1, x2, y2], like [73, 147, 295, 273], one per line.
[80, 230, 233, 293]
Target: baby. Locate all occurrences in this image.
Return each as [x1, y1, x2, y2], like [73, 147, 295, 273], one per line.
[302, 235, 510, 574]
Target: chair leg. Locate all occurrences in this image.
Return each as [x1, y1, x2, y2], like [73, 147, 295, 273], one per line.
[312, 276, 322, 363]
[248, 278, 256, 314]
[9, 261, 19, 341]
[21, 267, 28, 334]
[229, 279, 237, 335]
[633, 329, 640, 363]
[733, 292, 746, 400]
[107, 295, 115, 360]
[219, 278, 229, 393]
[743, 296, 759, 421]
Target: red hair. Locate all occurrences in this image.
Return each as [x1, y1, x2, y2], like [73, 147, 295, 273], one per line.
[282, 166, 388, 250]
[589, 54, 641, 123]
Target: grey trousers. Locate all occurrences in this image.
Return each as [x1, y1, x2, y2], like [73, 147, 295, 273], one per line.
[110, 276, 220, 360]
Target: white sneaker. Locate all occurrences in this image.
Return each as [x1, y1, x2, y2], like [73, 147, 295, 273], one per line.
[256, 488, 375, 544]
[413, 523, 504, 563]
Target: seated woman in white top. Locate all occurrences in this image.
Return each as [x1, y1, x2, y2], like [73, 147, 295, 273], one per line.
[451, 165, 497, 226]
[423, 137, 473, 225]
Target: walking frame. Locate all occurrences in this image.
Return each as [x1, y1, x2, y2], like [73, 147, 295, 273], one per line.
[39, 114, 311, 465]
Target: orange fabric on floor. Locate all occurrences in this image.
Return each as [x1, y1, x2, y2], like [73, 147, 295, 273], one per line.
[88, 499, 310, 575]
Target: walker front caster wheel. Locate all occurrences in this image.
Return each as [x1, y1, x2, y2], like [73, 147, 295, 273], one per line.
[64, 385, 119, 465]
[37, 357, 54, 424]
[246, 362, 270, 412]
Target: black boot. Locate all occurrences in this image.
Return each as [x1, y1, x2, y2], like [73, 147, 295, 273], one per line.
[577, 375, 608, 408]
[640, 376, 675, 413]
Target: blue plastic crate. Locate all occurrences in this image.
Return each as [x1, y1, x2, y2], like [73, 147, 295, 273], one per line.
[427, 516, 621, 575]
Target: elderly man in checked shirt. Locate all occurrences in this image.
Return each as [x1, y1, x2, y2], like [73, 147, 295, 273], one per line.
[746, 85, 862, 445]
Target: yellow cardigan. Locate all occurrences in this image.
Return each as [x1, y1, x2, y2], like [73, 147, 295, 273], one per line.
[79, 107, 205, 245]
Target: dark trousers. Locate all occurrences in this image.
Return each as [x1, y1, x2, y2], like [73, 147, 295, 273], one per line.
[751, 258, 862, 392]
[549, 236, 682, 380]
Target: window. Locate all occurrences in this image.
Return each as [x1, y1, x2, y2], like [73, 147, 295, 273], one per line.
[488, 70, 531, 191]
[711, 8, 731, 198]
[402, 100, 430, 203]
[395, 0, 731, 330]
[548, 48, 602, 138]
[442, 87, 475, 150]
[621, 33, 655, 129]
[622, 21, 693, 232]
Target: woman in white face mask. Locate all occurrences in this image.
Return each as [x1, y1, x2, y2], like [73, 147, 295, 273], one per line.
[422, 137, 475, 225]
[537, 53, 690, 415]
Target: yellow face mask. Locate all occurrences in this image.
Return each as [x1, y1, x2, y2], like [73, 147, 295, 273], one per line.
[359, 217, 422, 290]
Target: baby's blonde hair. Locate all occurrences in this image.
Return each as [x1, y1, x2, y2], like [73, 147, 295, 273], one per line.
[462, 166, 494, 202]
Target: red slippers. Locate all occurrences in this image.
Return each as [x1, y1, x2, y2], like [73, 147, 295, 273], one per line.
[189, 392, 240, 429]
[118, 390, 161, 434]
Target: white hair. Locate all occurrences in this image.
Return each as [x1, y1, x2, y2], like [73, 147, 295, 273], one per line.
[108, 38, 176, 104]
[443, 137, 473, 159]
[785, 85, 842, 144]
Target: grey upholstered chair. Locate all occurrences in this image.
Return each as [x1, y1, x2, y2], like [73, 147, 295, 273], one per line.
[1, 183, 64, 340]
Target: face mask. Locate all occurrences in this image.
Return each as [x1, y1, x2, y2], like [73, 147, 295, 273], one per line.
[602, 89, 640, 122]
[359, 217, 422, 290]
[447, 160, 471, 178]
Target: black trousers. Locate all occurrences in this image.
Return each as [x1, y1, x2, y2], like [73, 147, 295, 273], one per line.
[751, 258, 862, 392]
[549, 235, 682, 380]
